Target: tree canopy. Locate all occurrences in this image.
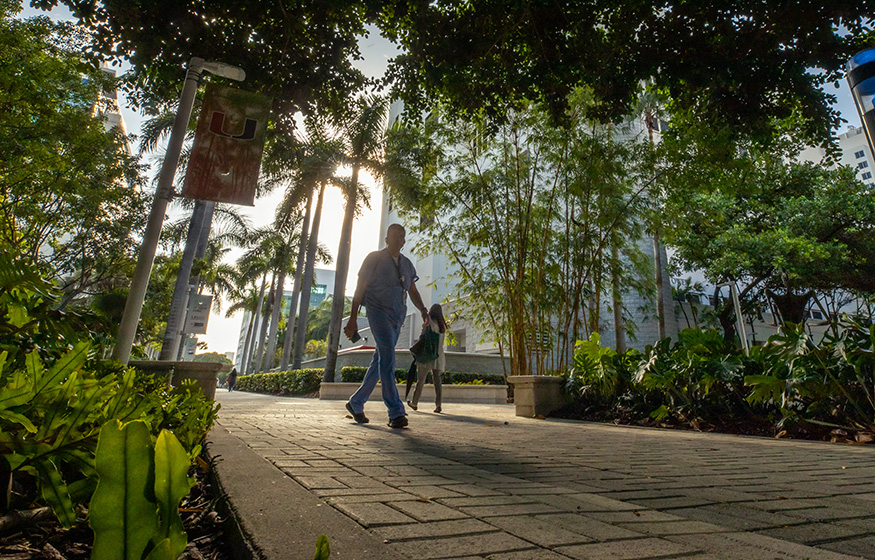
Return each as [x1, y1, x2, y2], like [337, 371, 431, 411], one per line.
[381, 1, 872, 143]
[1, 2, 146, 302]
[36, 0, 380, 120]
[658, 127, 875, 324]
[33, 0, 873, 142]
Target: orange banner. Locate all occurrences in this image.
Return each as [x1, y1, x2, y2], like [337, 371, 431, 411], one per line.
[181, 84, 272, 206]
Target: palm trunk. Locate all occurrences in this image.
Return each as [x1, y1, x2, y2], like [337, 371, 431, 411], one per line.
[263, 267, 286, 372]
[323, 169, 358, 382]
[254, 272, 276, 373]
[279, 192, 312, 371]
[293, 184, 326, 369]
[238, 307, 256, 373]
[243, 274, 268, 374]
[159, 200, 210, 360]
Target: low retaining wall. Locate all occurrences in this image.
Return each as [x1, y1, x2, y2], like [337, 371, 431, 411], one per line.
[319, 382, 508, 404]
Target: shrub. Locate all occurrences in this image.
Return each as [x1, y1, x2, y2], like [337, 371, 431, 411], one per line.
[560, 323, 875, 440]
[340, 366, 407, 383]
[339, 366, 505, 385]
[444, 372, 506, 385]
[236, 368, 323, 395]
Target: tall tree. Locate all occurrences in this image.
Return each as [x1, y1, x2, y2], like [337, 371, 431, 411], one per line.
[384, 93, 650, 375]
[323, 94, 386, 382]
[658, 126, 875, 337]
[381, 1, 871, 144]
[0, 4, 146, 300]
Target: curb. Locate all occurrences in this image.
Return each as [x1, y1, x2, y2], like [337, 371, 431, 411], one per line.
[206, 425, 408, 560]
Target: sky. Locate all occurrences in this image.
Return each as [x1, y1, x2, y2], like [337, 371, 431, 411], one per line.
[19, 4, 866, 357]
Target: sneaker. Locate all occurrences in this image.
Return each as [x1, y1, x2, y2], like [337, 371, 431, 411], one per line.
[388, 416, 408, 429]
[406, 400, 417, 410]
[434, 407, 441, 413]
[345, 402, 369, 424]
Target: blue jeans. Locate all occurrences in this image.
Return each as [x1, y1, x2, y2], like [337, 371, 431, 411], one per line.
[348, 309, 406, 420]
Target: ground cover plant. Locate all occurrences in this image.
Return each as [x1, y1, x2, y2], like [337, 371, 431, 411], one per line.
[556, 322, 875, 443]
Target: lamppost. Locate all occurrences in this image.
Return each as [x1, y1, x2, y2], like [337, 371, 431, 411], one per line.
[848, 48, 875, 156]
[111, 57, 245, 364]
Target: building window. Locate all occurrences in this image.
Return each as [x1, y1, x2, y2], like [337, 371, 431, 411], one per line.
[855, 150, 866, 159]
[859, 161, 869, 169]
[863, 172, 872, 180]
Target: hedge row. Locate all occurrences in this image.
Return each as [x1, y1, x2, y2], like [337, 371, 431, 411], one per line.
[339, 367, 505, 385]
[236, 368, 323, 395]
[234, 367, 506, 396]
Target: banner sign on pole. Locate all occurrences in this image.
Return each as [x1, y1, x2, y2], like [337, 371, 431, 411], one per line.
[181, 84, 272, 206]
[184, 294, 213, 334]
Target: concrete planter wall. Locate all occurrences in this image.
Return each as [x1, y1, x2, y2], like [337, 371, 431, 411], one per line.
[130, 360, 230, 401]
[318, 382, 508, 405]
[506, 375, 569, 417]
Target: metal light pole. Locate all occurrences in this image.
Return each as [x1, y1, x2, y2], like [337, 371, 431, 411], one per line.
[112, 57, 244, 364]
[848, 48, 875, 156]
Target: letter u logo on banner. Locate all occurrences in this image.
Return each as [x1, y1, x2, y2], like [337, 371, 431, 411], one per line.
[209, 111, 258, 140]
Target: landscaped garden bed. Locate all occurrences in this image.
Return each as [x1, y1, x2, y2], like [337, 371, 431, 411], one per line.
[550, 324, 875, 445]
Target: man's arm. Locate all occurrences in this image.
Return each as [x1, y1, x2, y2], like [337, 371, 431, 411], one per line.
[344, 258, 373, 339]
[408, 281, 429, 326]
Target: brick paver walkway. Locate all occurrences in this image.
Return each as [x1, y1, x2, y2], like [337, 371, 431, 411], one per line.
[214, 391, 875, 559]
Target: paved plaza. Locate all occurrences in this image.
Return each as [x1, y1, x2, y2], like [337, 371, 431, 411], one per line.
[209, 391, 875, 559]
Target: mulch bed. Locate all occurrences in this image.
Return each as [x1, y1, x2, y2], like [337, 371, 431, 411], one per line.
[0, 458, 233, 560]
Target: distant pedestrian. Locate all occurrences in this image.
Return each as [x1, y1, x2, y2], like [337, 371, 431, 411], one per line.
[408, 304, 447, 413]
[344, 224, 429, 428]
[227, 367, 238, 392]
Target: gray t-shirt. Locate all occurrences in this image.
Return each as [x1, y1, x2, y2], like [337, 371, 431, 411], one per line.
[359, 248, 418, 321]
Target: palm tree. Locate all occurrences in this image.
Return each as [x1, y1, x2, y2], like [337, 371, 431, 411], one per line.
[323, 95, 388, 382]
[231, 248, 271, 374]
[286, 122, 344, 369]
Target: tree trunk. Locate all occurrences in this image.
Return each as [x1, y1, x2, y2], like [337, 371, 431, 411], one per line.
[253, 272, 276, 373]
[279, 192, 312, 371]
[243, 274, 268, 375]
[159, 200, 210, 360]
[611, 243, 626, 353]
[293, 184, 326, 369]
[238, 306, 256, 374]
[263, 266, 287, 372]
[324, 168, 359, 382]
[653, 229, 666, 340]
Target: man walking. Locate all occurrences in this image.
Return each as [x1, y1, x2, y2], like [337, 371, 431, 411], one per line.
[344, 224, 429, 428]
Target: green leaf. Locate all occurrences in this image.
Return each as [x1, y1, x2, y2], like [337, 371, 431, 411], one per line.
[153, 430, 192, 558]
[650, 404, 670, 421]
[90, 419, 159, 560]
[34, 458, 77, 527]
[0, 409, 38, 432]
[143, 538, 174, 560]
[35, 341, 89, 394]
[314, 534, 330, 560]
[744, 375, 786, 406]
